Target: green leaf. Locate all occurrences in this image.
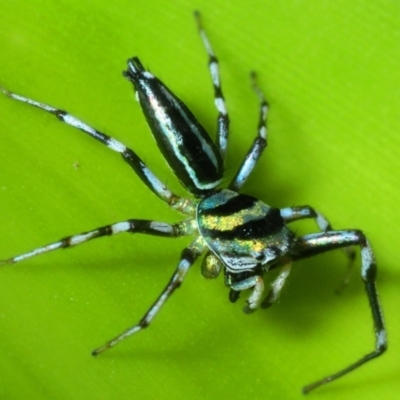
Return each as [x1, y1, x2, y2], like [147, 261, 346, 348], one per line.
[1, 1, 399, 399]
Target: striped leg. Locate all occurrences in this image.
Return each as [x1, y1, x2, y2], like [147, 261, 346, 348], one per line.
[280, 205, 335, 231]
[292, 230, 387, 394]
[194, 11, 230, 164]
[229, 72, 268, 191]
[280, 206, 356, 288]
[92, 237, 206, 355]
[0, 86, 194, 215]
[0, 219, 195, 266]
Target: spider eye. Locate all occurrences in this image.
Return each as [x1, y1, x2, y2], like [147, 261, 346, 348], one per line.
[255, 254, 264, 261]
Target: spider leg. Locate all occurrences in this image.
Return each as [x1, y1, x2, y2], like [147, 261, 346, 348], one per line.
[92, 237, 205, 355]
[230, 274, 265, 313]
[261, 259, 292, 308]
[0, 219, 195, 265]
[194, 11, 230, 164]
[228, 72, 268, 191]
[291, 230, 387, 394]
[280, 205, 334, 231]
[281, 206, 356, 289]
[0, 86, 194, 215]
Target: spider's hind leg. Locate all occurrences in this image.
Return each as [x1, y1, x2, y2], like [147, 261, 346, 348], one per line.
[194, 11, 230, 163]
[228, 71, 269, 191]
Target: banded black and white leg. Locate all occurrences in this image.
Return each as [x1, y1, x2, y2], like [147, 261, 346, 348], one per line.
[194, 11, 230, 163]
[92, 237, 206, 355]
[0, 86, 194, 215]
[224, 72, 271, 307]
[280, 205, 334, 232]
[0, 219, 196, 266]
[200, 71, 269, 283]
[291, 230, 387, 393]
[281, 205, 356, 289]
[194, 11, 230, 284]
[229, 71, 269, 191]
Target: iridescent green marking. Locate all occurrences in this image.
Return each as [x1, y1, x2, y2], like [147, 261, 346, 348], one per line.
[197, 190, 292, 271]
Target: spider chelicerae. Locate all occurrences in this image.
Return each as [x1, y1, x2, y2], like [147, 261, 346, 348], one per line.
[0, 11, 386, 394]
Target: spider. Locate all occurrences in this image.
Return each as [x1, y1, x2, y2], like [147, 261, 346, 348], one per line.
[0, 11, 386, 394]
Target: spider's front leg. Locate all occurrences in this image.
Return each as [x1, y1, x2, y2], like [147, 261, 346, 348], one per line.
[281, 205, 356, 290]
[291, 229, 387, 393]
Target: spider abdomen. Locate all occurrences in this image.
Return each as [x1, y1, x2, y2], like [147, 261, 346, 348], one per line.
[124, 57, 223, 196]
